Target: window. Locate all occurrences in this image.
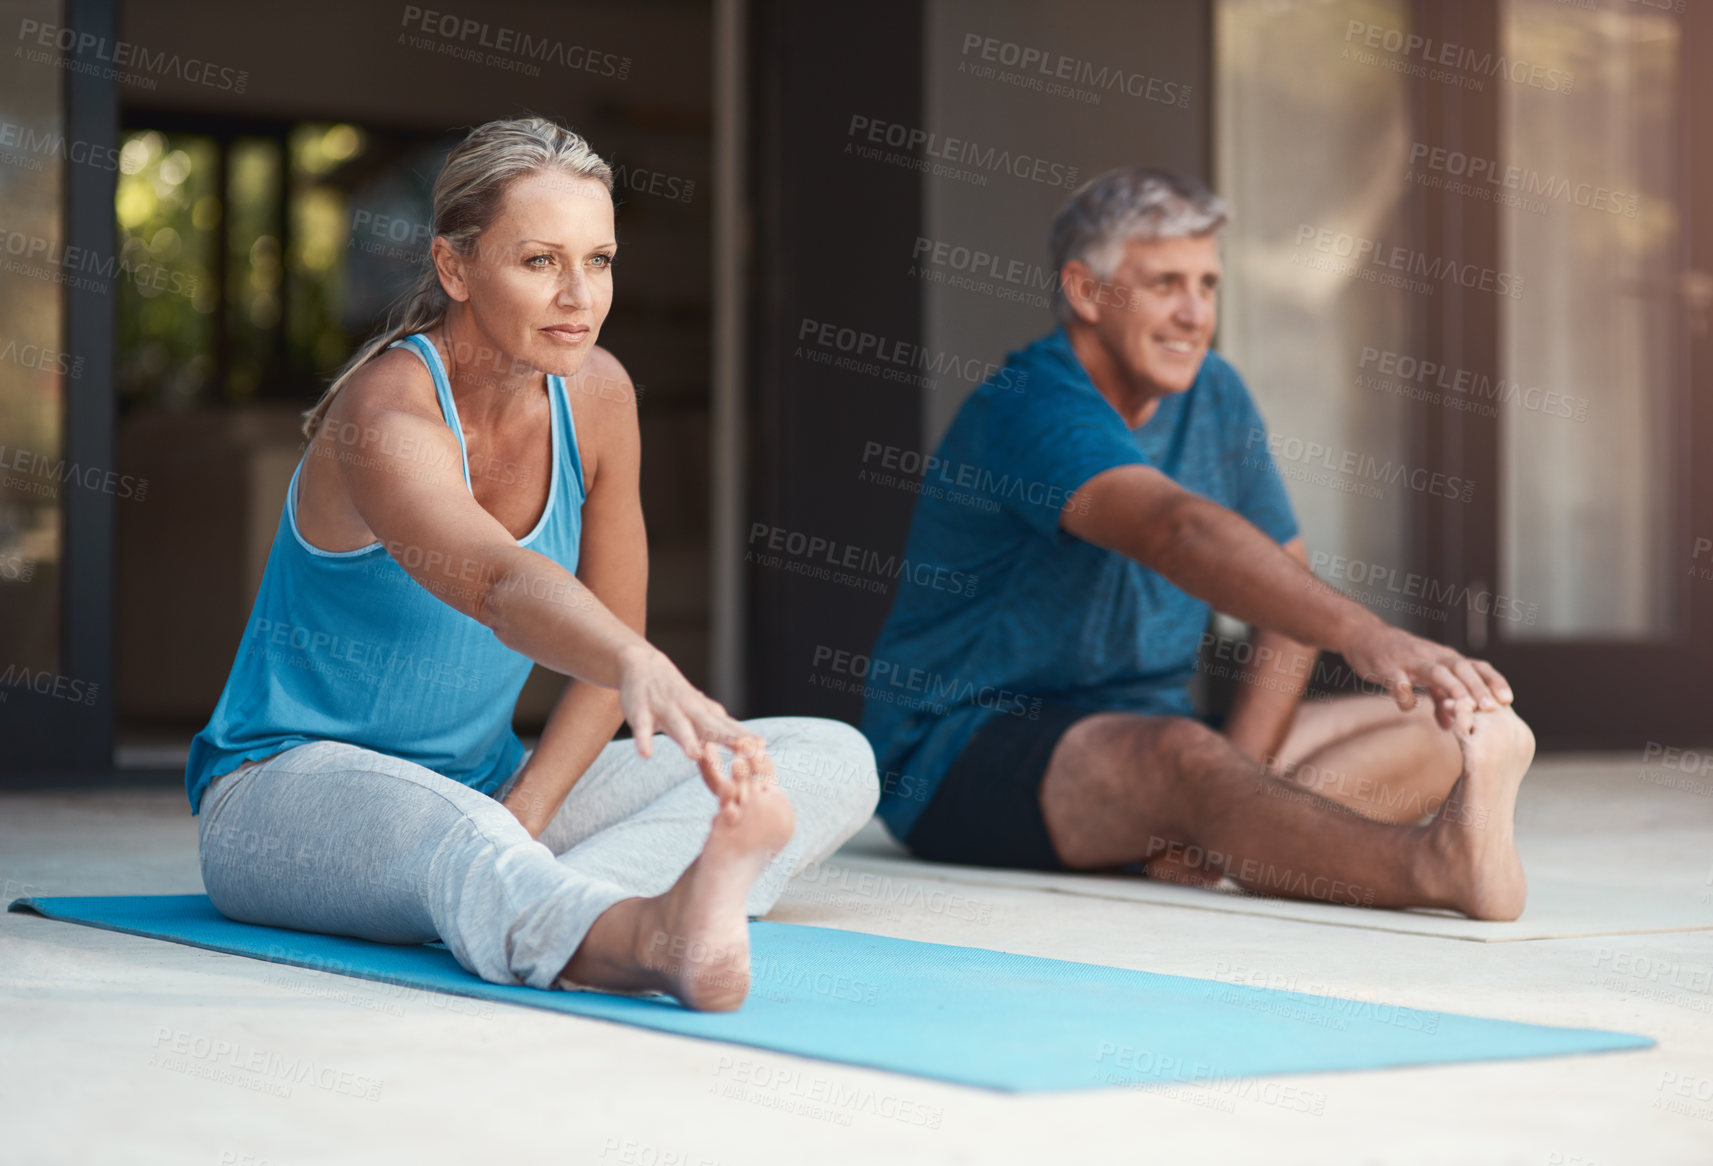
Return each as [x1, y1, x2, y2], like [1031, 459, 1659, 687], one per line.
[115, 121, 443, 413]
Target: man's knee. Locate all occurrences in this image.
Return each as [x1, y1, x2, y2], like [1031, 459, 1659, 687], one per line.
[1049, 715, 1229, 809]
[1041, 715, 1226, 868]
[1149, 716, 1227, 764]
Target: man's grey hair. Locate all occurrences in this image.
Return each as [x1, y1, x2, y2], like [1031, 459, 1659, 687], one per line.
[1048, 167, 1228, 324]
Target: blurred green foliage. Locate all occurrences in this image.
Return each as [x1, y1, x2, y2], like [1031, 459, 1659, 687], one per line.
[115, 131, 217, 410]
[116, 123, 366, 411]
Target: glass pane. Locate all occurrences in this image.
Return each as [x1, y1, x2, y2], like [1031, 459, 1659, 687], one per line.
[0, 0, 65, 675]
[1217, 0, 1418, 614]
[227, 137, 282, 402]
[116, 131, 218, 410]
[289, 123, 368, 378]
[1500, 0, 1679, 639]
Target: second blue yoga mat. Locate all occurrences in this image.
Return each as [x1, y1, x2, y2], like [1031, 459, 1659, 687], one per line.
[9, 894, 1650, 1093]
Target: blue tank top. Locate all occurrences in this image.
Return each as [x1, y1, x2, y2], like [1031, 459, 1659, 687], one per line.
[184, 333, 586, 812]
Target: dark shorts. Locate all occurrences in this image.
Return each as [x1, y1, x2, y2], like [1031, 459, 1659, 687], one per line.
[902, 702, 1093, 872]
[903, 700, 1221, 872]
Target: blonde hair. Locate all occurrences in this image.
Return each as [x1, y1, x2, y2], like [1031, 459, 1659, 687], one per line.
[301, 116, 614, 439]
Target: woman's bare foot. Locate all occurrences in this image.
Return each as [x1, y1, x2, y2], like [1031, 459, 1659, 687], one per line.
[1423, 705, 1535, 920]
[561, 782, 796, 1010]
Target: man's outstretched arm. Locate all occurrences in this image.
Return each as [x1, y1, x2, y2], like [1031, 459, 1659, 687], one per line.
[1062, 464, 1514, 716]
[1220, 538, 1319, 765]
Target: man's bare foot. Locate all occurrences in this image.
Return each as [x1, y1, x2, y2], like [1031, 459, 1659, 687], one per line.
[1423, 705, 1535, 920]
[562, 783, 795, 1010]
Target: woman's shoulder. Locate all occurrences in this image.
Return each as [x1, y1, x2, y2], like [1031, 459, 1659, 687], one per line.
[562, 344, 640, 415]
[557, 345, 639, 491]
[335, 341, 444, 425]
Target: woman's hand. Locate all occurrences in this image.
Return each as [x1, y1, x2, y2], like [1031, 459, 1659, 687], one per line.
[615, 642, 772, 804]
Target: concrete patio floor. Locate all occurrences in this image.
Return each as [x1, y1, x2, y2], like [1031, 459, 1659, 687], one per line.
[3, 754, 1711, 1165]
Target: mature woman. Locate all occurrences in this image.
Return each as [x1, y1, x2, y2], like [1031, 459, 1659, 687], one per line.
[185, 118, 878, 1011]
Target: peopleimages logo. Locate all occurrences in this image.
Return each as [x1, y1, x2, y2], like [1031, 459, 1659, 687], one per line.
[859, 440, 1085, 515]
[746, 522, 979, 597]
[1308, 550, 1538, 626]
[0, 118, 134, 174]
[149, 1027, 382, 1101]
[957, 32, 1192, 109]
[0, 665, 99, 706]
[1408, 143, 1637, 218]
[247, 617, 487, 694]
[795, 317, 1027, 392]
[910, 235, 1056, 309]
[845, 116, 1080, 189]
[0, 337, 83, 378]
[1294, 224, 1523, 299]
[812, 644, 1043, 719]
[0, 225, 198, 299]
[397, 5, 631, 79]
[1244, 428, 1475, 504]
[1343, 19, 1574, 94]
[0, 443, 149, 501]
[1356, 346, 1589, 422]
[15, 19, 249, 92]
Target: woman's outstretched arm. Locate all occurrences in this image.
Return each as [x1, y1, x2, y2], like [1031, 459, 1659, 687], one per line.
[328, 346, 760, 800]
[501, 350, 648, 836]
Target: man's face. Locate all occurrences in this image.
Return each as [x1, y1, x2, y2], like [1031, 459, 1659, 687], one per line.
[1077, 233, 1220, 396]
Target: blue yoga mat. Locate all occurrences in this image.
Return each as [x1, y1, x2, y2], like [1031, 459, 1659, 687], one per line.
[10, 894, 1650, 1093]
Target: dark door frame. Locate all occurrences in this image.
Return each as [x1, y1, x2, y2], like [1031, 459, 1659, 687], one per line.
[743, 0, 927, 721]
[2, 0, 120, 782]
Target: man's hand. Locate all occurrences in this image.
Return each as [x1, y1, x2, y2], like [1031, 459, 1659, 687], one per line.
[1340, 620, 1514, 730]
[1066, 467, 1520, 730]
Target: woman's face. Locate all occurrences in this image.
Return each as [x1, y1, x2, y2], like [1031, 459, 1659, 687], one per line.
[444, 169, 616, 380]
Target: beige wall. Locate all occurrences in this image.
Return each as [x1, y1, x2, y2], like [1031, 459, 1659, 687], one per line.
[922, 0, 1211, 443]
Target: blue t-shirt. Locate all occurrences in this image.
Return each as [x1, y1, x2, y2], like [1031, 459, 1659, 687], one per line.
[861, 326, 1299, 841]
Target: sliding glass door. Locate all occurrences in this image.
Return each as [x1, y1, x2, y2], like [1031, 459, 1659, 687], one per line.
[1217, 0, 1710, 747]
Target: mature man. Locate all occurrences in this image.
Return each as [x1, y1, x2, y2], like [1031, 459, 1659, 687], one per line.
[861, 168, 1534, 920]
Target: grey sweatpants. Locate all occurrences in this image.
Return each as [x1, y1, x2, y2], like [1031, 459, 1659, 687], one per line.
[196, 717, 879, 989]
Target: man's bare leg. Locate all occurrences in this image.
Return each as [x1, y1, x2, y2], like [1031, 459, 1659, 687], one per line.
[1039, 706, 1535, 919]
[1263, 695, 1465, 824]
[559, 781, 795, 1011]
